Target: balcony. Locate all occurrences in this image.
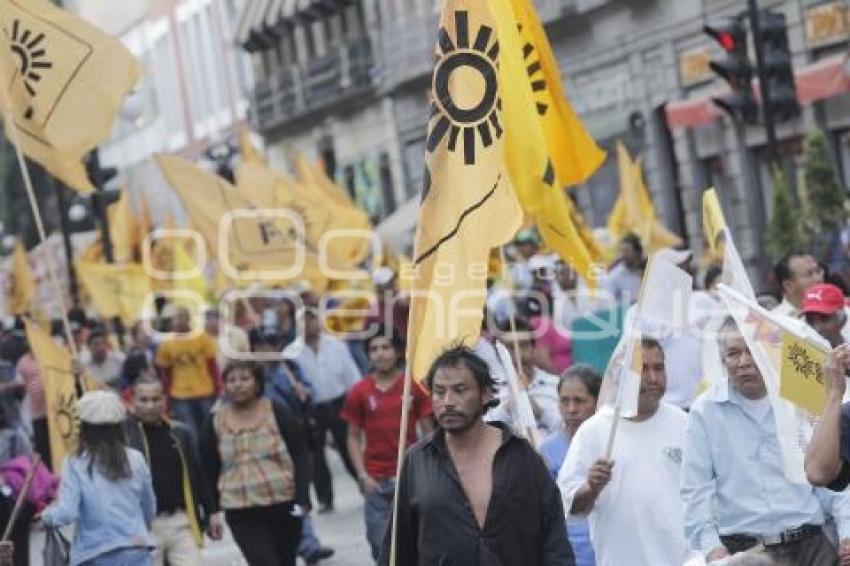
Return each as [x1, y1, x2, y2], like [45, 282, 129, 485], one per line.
[252, 37, 376, 133]
[378, 1, 575, 92]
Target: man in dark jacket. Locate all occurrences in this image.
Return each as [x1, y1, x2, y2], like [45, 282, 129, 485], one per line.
[125, 373, 215, 565]
[380, 345, 573, 565]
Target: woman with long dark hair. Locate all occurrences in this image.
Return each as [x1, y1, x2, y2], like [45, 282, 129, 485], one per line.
[201, 361, 310, 566]
[42, 390, 155, 565]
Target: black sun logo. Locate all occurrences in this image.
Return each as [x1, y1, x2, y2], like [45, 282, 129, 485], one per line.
[9, 19, 52, 120]
[518, 24, 548, 117]
[428, 10, 502, 166]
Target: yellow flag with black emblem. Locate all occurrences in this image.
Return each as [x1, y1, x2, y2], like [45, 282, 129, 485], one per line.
[509, 0, 605, 186]
[75, 261, 151, 325]
[0, 0, 142, 192]
[491, 0, 602, 285]
[24, 317, 79, 471]
[406, 0, 523, 381]
[156, 154, 332, 293]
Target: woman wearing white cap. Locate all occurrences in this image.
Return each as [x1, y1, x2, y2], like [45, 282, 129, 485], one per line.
[41, 390, 156, 565]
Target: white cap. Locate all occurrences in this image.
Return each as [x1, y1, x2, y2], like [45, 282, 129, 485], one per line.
[76, 391, 126, 425]
[372, 266, 395, 286]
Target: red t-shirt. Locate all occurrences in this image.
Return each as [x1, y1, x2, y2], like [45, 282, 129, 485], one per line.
[341, 374, 433, 479]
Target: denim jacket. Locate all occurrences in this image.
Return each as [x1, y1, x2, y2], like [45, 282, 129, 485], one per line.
[42, 448, 156, 565]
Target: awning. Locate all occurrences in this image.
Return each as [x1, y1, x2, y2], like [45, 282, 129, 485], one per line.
[665, 55, 850, 129]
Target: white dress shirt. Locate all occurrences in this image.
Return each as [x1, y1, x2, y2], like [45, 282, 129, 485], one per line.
[283, 334, 362, 404]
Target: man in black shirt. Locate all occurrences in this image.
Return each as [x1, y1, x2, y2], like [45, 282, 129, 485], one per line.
[380, 345, 573, 565]
[125, 374, 215, 565]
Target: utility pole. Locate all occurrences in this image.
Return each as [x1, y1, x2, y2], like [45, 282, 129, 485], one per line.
[53, 181, 80, 307]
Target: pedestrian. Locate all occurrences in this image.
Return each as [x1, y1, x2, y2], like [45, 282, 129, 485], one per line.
[603, 233, 645, 305]
[805, 343, 850, 566]
[773, 251, 825, 319]
[682, 317, 850, 564]
[558, 338, 690, 566]
[0, 404, 35, 566]
[341, 327, 433, 561]
[16, 341, 49, 468]
[200, 362, 310, 566]
[283, 303, 361, 513]
[250, 329, 336, 565]
[380, 345, 574, 565]
[41, 390, 156, 565]
[800, 283, 849, 348]
[538, 364, 601, 566]
[82, 328, 125, 390]
[125, 374, 214, 565]
[155, 306, 220, 439]
[489, 318, 562, 436]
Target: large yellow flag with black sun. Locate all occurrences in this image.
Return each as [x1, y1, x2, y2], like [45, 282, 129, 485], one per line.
[406, 0, 522, 381]
[0, 0, 141, 192]
[492, 0, 605, 284]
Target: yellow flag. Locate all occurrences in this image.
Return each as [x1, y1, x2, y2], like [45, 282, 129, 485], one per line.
[0, 0, 142, 191]
[156, 154, 331, 293]
[492, 0, 601, 285]
[24, 317, 78, 470]
[238, 125, 264, 165]
[406, 0, 523, 380]
[293, 152, 355, 208]
[291, 154, 372, 263]
[75, 261, 151, 325]
[8, 240, 35, 314]
[106, 190, 139, 263]
[238, 155, 370, 266]
[702, 187, 726, 257]
[610, 142, 681, 252]
[510, 0, 605, 186]
[780, 332, 827, 415]
[171, 241, 209, 309]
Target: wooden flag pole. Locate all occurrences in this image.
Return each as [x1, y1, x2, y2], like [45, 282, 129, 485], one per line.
[1, 454, 41, 542]
[388, 334, 414, 566]
[500, 246, 540, 446]
[3, 109, 79, 359]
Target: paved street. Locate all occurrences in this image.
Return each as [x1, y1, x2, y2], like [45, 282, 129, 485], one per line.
[29, 451, 374, 566]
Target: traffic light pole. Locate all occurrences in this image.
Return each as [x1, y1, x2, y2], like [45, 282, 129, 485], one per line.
[88, 150, 125, 346]
[747, 0, 779, 164]
[53, 181, 80, 307]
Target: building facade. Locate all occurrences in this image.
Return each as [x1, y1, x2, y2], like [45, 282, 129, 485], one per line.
[219, 0, 850, 283]
[72, 0, 256, 224]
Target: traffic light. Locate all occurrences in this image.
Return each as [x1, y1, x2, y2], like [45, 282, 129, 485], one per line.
[704, 17, 758, 124]
[756, 10, 800, 122]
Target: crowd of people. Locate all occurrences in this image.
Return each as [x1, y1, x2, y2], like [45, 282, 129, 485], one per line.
[0, 227, 849, 565]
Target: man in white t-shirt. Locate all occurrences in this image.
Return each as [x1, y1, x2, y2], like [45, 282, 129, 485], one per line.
[557, 337, 690, 566]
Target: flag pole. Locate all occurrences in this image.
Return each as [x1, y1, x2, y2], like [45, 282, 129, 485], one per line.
[388, 329, 414, 566]
[603, 255, 653, 459]
[3, 109, 79, 359]
[499, 246, 540, 445]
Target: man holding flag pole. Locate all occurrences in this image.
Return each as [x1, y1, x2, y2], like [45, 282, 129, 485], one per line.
[557, 253, 691, 566]
[381, 0, 578, 562]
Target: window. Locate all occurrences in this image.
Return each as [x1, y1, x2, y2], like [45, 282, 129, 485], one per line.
[151, 28, 184, 137]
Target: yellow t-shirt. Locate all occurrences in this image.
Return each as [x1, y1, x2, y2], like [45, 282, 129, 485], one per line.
[156, 333, 218, 399]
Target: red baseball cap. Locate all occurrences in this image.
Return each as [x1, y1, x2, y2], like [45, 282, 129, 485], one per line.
[801, 284, 849, 315]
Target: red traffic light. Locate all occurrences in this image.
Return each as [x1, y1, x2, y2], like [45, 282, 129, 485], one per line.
[704, 18, 747, 54]
[717, 32, 736, 51]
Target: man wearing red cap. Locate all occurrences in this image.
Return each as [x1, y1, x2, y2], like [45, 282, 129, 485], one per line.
[801, 284, 850, 348]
